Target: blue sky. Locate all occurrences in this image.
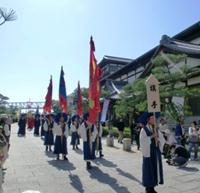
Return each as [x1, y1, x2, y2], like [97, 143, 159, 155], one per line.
[0, 0, 200, 102]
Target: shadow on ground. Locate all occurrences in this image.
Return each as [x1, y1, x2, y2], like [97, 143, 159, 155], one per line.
[45, 151, 56, 158]
[69, 173, 85, 193]
[88, 167, 132, 193]
[94, 158, 118, 168]
[116, 167, 142, 185]
[47, 160, 76, 171]
[178, 166, 199, 172]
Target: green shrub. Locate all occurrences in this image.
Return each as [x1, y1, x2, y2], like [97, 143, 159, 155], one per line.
[102, 127, 131, 138]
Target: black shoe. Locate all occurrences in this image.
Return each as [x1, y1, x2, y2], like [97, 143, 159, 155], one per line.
[76, 145, 79, 150]
[99, 150, 104, 157]
[63, 156, 68, 161]
[151, 187, 157, 193]
[49, 148, 52, 152]
[56, 155, 60, 160]
[145, 187, 153, 193]
[72, 146, 75, 150]
[45, 146, 48, 151]
[86, 161, 92, 169]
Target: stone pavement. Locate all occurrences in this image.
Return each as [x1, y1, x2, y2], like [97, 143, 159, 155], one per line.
[2, 123, 200, 193]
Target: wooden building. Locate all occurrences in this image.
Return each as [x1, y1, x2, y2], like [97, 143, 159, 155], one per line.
[99, 21, 200, 118]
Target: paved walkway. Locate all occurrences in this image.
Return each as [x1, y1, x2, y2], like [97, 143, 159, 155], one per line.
[2, 123, 200, 193]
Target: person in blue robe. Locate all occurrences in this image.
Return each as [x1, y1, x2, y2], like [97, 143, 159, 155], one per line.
[70, 117, 80, 150]
[43, 114, 54, 151]
[139, 112, 165, 193]
[175, 117, 185, 146]
[17, 114, 26, 136]
[79, 113, 97, 169]
[95, 121, 104, 158]
[40, 114, 45, 138]
[53, 113, 68, 160]
[34, 114, 41, 136]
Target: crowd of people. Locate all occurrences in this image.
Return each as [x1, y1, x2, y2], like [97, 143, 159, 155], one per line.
[114, 114, 200, 193]
[0, 111, 199, 193]
[17, 112, 104, 169]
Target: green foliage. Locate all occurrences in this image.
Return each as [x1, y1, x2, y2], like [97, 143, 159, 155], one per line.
[0, 93, 9, 114]
[102, 126, 131, 138]
[52, 100, 59, 113]
[114, 53, 200, 121]
[70, 86, 110, 114]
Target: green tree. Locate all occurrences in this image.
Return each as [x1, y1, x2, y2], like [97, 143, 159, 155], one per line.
[115, 53, 200, 121]
[52, 99, 59, 114]
[0, 93, 9, 114]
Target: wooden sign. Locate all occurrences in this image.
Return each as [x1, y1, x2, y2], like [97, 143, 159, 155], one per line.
[145, 74, 160, 112]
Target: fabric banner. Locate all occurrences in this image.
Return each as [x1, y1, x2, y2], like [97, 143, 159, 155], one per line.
[59, 66, 67, 113]
[100, 98, 110, 122]
[43, 76, 53, 113]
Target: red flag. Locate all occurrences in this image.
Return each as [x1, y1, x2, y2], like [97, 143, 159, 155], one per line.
[77, 81, 83, 117]
[43, 76, 53, 113]
[88, 37, 102, 123]
[59, 66, 67, 113]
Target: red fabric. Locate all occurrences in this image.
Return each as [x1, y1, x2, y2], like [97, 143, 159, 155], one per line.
[27, 117, 34, 129]
[88, 37, 102, 123]
[59, 95, 67, 113]
[43, 77, 53, 113]
[77, 81, 83, 116]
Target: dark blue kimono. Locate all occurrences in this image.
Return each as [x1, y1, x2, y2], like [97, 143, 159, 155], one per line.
[34, 118, 41, 136]
[54, 123, 68, 155]
[70, 124, 80, 146]
[44, 121, 54, 145]
[83, 123, 96, 160]
[142, 126, 164, 188]
[40, 117, 45, 137]
[18, 117, 26, 136]
[175, 124, 183, 145]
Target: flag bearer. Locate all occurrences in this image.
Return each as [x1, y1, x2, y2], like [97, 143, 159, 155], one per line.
[79, 113, 97, 169]
[53, 113, 68, 160]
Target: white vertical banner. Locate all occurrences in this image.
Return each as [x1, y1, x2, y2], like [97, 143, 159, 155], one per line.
[145, 74, 160, 112]
[100, 98, 110, 122]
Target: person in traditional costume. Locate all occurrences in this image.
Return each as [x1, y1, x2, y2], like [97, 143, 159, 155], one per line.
[18, 114, 26, 136]
[79, 113, 98, 169]
[5, 115, 12, 131]
[70, 116, 80, 150]
[27, 114, 35, 131]
[0, 117, 10, 151]
[43, 114, 54, 151]
[34, 114, 41, 136]
[53, 113, 68, 160]
[0, 117, 10, 172]
[40, 114, 45, 138]
[95, 121, 104, 158]
[139, 112, 165, 193]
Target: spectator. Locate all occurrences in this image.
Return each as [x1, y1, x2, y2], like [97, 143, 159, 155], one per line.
[117, 119, 125, 144]
[175, 117, 185, 146]
[130, 120, 137, 144]
[188, 121, 199, 160]
[166, 145, 190, 167]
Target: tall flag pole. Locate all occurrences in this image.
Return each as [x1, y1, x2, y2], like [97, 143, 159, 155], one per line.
[88, 36, 102, 123]
[43, 75, 53, 113]
[77, 81, 83, 117]
[59, 66, 67, 113]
